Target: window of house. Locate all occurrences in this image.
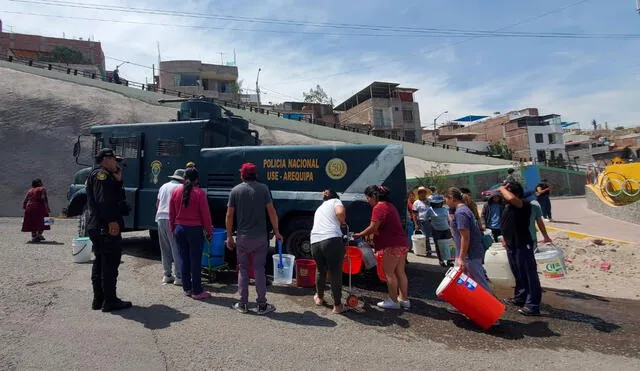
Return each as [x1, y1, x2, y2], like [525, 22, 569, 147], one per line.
[402, 110, 414, 122]
[537, 150, 546, 162]
[373, 109, 384, 127]
[548, 133, 556, 144]
[156, 139, 184, 157]
[173, 73, 200, 87]
[535, 133, 544, 143]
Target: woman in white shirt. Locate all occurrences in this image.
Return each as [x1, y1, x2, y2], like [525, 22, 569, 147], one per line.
[310, 189, 348, 314]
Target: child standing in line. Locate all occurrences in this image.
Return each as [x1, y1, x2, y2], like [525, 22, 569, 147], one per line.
[426, 194, 454, 267]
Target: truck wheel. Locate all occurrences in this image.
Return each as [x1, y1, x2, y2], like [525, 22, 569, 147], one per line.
[284, 218, 313, 259]
[78, 207, 89, 237]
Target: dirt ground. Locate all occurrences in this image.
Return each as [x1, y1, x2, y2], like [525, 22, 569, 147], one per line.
[538, 231, 640, 300]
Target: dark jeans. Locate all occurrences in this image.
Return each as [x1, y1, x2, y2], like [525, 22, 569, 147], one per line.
[537, 195, 552, 219]
[311, 237, 346, 305]
[236, 235, 269, 305]
[174, 225, 204, 295]
[490, 228, 502, 242]
[506, 245, 542, 312]
[432, 229, 453, 262]
[90, 234, 122, 304]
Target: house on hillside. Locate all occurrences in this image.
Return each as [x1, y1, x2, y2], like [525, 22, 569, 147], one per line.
[272, 101, 338, 124]
[0, 19, 105, 73]
[333, 82, 422, 142]
[438, 108, 567, 163]
[158, 60, 238, 101]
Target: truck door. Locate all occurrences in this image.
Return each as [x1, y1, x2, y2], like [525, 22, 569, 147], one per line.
[106, 134, 144, 230]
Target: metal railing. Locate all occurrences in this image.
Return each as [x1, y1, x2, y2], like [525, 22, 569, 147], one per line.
[2, 55, 497, 157]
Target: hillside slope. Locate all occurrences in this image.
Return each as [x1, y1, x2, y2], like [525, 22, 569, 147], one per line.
[0, 66, 507, 217]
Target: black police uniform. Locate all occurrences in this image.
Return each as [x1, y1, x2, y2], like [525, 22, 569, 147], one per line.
[86, 150, 131, 312]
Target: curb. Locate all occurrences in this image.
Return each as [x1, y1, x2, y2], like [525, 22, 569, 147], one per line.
[545, 226, 633, 245]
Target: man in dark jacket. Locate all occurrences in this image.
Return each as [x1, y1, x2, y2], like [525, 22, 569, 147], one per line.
[499, 181, 541, 316]
[86, 148, 132, 312]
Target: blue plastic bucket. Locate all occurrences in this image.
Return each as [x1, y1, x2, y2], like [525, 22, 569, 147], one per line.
[201, 228, 226, 267]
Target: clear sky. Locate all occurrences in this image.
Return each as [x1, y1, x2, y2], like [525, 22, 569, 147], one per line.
[2, 0, 639, 127]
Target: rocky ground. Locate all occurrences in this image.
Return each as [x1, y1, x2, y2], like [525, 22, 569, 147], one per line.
[540, 231, 640, 300]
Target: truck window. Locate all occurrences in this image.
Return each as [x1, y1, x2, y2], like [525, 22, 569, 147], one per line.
[109, 136, 139, 159]
[156, 138, 184, 157]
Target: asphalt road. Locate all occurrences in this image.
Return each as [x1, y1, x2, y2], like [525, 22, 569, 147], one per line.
[2, 217, 639, 370]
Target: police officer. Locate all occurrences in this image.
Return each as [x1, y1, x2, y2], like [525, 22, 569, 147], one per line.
[87, 148, 132, 312]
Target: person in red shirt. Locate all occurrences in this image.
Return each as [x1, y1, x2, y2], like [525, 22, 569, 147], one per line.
[354, 185, 410, 309]
[169, 168, 213, 300]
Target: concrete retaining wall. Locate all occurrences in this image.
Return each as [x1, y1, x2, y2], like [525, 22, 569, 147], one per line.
[1, 59, 511, 166]
[586, 186, 640, 225]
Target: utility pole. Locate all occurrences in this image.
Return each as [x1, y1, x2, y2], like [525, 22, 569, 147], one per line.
[433, 110, 448, 144]
[219, 52, 225, 65]
[256, 68, 262, 108]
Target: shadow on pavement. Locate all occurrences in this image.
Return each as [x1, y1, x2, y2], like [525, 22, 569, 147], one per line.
[121, 237, 160, 260]
[200, 295, 337, 327]
[549, 220, 581, 225]
[112, 304, 190, 330]
[547, 288, 610, 302]
[26, 240, 65, 245]
[541, 303, 620, 333]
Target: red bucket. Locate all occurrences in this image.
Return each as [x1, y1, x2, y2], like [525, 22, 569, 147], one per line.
[436, 266, 505, 330]
[236, 252, 255, 279]
[342, 247, 363, 275]
[296, 259, 317, 288]
[375, 251, 387, 282]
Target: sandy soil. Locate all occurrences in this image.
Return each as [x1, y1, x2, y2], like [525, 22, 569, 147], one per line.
[537, 231, 640, 300]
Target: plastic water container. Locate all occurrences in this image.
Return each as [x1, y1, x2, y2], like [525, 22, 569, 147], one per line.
[202, 228, 226, 268]
[412, 232, 427, 256]
[44, 217, 54, 226]
[355, 239, 376, 269]
[484, 244, 516, 286]
[273, 254, 295, 284]
[535, 244, 566, 279]
[342, 246, 363, 275]
[375, 252, 387, 282]
[436, 238, 455, 261]
[295, 259, 316, 288]
[72, 237, 93, 263]
[436, 266, 505, 330]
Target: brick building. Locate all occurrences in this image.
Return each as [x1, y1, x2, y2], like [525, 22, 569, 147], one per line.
[333, 82, 422, 142]
[0, 20, 105, 72]
[273, 101, 338, 124]
[158, 60, 238, 101]
[438, 108, 566, 162]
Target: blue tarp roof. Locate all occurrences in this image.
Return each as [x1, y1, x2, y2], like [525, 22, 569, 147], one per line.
[453, 115, 488, 122]
[561, 122, 578, 127]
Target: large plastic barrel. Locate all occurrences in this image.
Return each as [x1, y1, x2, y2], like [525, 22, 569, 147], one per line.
[436, 266, 505, 330]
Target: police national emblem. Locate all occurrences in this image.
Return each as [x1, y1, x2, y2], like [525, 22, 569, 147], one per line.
[325, 158, 347, 180]
[96, 171, 107, 181]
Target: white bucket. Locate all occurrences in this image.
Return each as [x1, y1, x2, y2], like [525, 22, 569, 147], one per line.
[484, 245, 516, 286]
[272, 254, 295, 284]
[535, 245, 566, 279]
[412, 233, 427, 256]
[72, 237, 93, 263]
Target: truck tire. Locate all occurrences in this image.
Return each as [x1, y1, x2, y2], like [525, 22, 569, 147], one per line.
[284, 218, 313, 259]
[78, 207, 89, 237]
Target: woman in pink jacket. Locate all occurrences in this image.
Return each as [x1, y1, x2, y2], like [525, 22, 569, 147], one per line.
[170, 168, 212, 300]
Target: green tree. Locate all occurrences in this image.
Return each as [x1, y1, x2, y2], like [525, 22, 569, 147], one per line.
[302, 85, 332, 104]
[592, 119, 598, 131]
[614, 126, 625, 131]
[414, 163, 450, 192]
[38, 45, 89, 64]
[487, 141, 513, 160]
[622, 146, 633, 159]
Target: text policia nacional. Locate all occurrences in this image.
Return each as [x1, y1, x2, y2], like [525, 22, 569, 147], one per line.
[263, 158, 319, 181]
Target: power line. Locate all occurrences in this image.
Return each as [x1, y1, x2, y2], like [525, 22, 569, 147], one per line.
[11, 10, 635, 40]
[285, 0, 596, 92]
[7, 0, 634, 39]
